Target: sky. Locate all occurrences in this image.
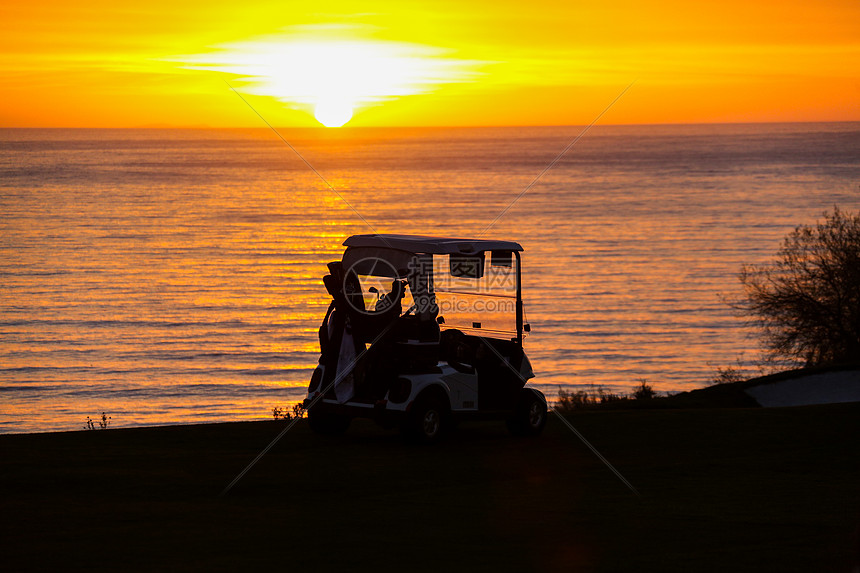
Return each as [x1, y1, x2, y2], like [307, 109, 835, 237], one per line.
[1, 0, 858, 127]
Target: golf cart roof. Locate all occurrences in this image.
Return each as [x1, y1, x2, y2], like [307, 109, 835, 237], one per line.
[343, 234, 522, 255]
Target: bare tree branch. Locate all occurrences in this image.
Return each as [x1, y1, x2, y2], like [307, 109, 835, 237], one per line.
[735, 207, 860, 366]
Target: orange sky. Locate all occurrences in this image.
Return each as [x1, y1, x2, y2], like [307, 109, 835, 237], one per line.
[1, 0, 858, 127]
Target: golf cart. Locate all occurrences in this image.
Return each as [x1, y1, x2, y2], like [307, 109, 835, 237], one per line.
[303, 234, 546, 443]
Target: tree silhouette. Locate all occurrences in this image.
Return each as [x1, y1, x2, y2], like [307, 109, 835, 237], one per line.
[739, 207, 860, 366]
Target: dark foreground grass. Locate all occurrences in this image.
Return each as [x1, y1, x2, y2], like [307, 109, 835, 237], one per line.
[1, 403, 858, 572]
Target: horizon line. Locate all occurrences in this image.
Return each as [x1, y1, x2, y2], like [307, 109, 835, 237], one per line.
[3, 119, 859, 130]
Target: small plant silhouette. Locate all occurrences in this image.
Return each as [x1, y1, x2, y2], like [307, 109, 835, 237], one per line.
[632, 379, 656, 400]
[85, 412, 111, 430]
[556, 386, 626, 413]
[272, 403, 305, 421]
[556, 380, 660, 413]
[711, 365, 746, 385]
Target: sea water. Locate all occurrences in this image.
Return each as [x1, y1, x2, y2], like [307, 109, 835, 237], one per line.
[1, 123, 858, 433]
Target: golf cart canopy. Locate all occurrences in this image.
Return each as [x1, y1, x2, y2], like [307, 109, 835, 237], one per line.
[340, 234, 525, 341]
[343, 234, 523, 255]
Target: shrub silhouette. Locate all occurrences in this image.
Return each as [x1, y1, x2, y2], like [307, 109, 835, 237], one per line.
[632, 379, 656, 400]
[738, 207, 860, 366]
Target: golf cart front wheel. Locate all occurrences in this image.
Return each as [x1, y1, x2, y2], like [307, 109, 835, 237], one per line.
[507, 390, 547, 437]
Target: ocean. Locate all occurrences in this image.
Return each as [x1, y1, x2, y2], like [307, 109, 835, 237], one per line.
[1, 123, 858, 433]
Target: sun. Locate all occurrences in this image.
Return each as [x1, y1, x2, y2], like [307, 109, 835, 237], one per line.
[181, 30, 481, 127]
[314, 99, 354, 128]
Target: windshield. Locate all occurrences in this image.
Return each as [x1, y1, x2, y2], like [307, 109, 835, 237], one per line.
[341, 246, 521, 338]
[433, 252, 518, 337]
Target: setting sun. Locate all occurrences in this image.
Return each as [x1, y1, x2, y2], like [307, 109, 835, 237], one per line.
[314, 98, 353, 128]
[180, 32, 481, 127]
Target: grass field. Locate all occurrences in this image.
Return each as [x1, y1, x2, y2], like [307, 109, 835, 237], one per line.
[2, 403, 858, 571]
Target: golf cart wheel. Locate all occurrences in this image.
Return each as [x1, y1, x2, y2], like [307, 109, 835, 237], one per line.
[406, 398, 447, 444]
[507, 390, 547, 437]
[307, 407, 351, 436]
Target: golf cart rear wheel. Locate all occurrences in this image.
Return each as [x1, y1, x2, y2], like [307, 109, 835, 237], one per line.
[406, 398, 447, 444]
[307, 407, 351, 436]
[507, 391, 547, 437]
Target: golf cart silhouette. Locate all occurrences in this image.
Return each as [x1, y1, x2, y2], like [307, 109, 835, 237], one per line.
[303, 234, 546, 443]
